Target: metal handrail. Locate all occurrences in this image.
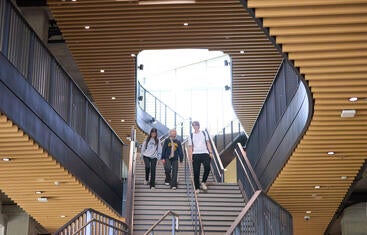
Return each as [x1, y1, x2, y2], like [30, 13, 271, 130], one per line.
[205, 129, 224, 183]
[143, 210, 180, 235]
[125, 140, 137, 234]
[71, 218, 128, 235]
[225, 190, 262, 235]
[183, 141, 205, 234]
[54, 208, 128, 235]
[235, 143, 262, 190]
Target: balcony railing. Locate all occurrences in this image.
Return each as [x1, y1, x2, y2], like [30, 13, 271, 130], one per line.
[54, 208, 128, 235]
[137, 82, 191, 139]
[225, 190, 293, 235]
[213, 119, 245, 155]
[0, 0, 124, 178]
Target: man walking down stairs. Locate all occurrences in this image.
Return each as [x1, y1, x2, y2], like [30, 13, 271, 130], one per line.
[133, 153, 247, 234]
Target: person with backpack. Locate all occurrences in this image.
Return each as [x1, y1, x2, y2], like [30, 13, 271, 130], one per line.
[161, 129, 184, 190]
[141, 128, 162, 189]
[188, 121, 213, 193]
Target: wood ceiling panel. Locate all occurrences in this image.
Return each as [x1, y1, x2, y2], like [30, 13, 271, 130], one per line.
[248, 0, 367, 234]
[0, 114, 122, 232]
[47, 0, 281, 141]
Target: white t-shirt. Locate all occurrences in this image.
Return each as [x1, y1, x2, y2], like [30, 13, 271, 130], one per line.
[188, 131, 209, 154]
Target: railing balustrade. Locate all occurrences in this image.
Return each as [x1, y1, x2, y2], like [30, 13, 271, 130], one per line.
[54, 208, 128, 235]
[144, 210, 180, 235]
[213, 119, 245, 155]
[0, 0, 124, 177]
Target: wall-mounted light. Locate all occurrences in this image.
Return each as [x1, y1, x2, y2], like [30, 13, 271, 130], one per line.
[138, 95, 144, 101]
[224, 60, 230, 66]
[138, 64, 144, 70]
[225, 85, 231, 91]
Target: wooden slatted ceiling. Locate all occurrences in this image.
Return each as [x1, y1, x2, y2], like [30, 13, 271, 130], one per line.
[0, 114, 122, 232]
[47, 0, 282, 140]
[247, 0, 367, 234]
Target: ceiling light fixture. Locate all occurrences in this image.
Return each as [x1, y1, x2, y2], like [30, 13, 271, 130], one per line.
[37, 197, 48, 203]
[121, 119, 125, 122]
[183, 22, 189, 26]
[2, 157, 11, 162]
[306, 211, 312, 214]
[71, 0, 77, 2]
[84, 25, 90, 30]
[327, 151, 335, 155]
[314, 185, 321, 189]
[54, 181, 60, 186]
[35, 191, 44, 195]
[240, 50, 245, 54]
[111, 97, 116, 100]
[60, 215, 66, 218]
[131, 54, 136, 57]
[100, 69, 105, 73]
[341, 109, 356, 118]
[341, 176, 348, 180]
[348, 97, 358, 102]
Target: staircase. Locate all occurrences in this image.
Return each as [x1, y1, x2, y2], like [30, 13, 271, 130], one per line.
[198, 183, 246, 235]
[133, 158, 195, 235]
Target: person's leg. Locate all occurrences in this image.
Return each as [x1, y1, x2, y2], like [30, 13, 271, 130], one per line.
[171, 159, 179, 188]
[164, 159, 172, 185]
[202, 154, 211, 183]
[192, 155, 201, 190]
[150, 158, 158, 188]
[143, 156, 151, 182]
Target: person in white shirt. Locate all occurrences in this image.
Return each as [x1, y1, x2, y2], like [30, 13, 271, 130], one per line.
[141, 128, 162, 189]
[188, 121, 213, 193]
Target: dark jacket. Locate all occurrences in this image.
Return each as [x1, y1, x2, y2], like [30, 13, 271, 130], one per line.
[161, 138, 184, 162]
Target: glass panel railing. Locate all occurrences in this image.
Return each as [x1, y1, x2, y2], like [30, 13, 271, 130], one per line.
[0, 0, 124, 177]
[137, 81, 191, 139]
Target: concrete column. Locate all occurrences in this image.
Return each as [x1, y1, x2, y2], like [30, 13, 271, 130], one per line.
[341, 202, 367, 235]
[20, 7, 49, 43]
[0, 203, 6, 235]
[3, 205, 29, 235]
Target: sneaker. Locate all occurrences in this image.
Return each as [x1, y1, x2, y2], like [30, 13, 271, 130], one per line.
[172, 187, 177, 190]
[151, 187, 155, 190]
[200, 182, 208, 191]
[195, 189, 200, 194]
[165, 182, 170, 186]
[144, 180, 149, 185]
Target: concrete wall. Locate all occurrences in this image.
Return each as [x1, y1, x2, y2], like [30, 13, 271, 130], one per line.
[341, 202, 367, 235]
[0, 203, 6, 235]
[224, 157, 237, 183]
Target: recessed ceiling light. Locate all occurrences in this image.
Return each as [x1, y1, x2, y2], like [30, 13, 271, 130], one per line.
[37, 197, 48, 203]
[84, 25, 90, 30]
[54, 181, 60, 186]
[314, 185, 321, 189]
[2, 157, 11, 162]
[131, 54, 136, 57]
[183, 22, 189, 26]
[341, 109, 356, 118]
[100, 69, 105, 73]
[306, 211, 312, 214]
[240, 50, 245, 54]
[60, 215, 66, 218]
[111, 97, 116, 100]
[327, 151, 335, 155]
[121, 119, 125, 122]
[341, 176, 348, 180]
[35, 191, 44, 195]
[71, 0, 77, 1]
[348, 97, 358, 102]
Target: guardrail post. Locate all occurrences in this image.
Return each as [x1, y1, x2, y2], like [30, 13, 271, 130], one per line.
[85, 210, 92, 234]
[231, 121, 234, 141]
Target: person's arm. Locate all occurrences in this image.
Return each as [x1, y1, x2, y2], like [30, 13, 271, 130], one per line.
[188, 136, 193, 160]
[157, 140, 163, 160]
[205, 132, 214, 158]
[161, 140, 168, 162]
[178, 141, 184, 163]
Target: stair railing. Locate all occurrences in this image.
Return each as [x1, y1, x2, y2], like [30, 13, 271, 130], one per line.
[213, 119, 245, 155]
[125, 136, 138, 234]
[234, 142, 262, 201]
[144, 210, 180, 235]
[205, 129, 225, 183]
[183, 141, 205, 235]
[225, 190, 293, 235]
[54, 208, 128, 235]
